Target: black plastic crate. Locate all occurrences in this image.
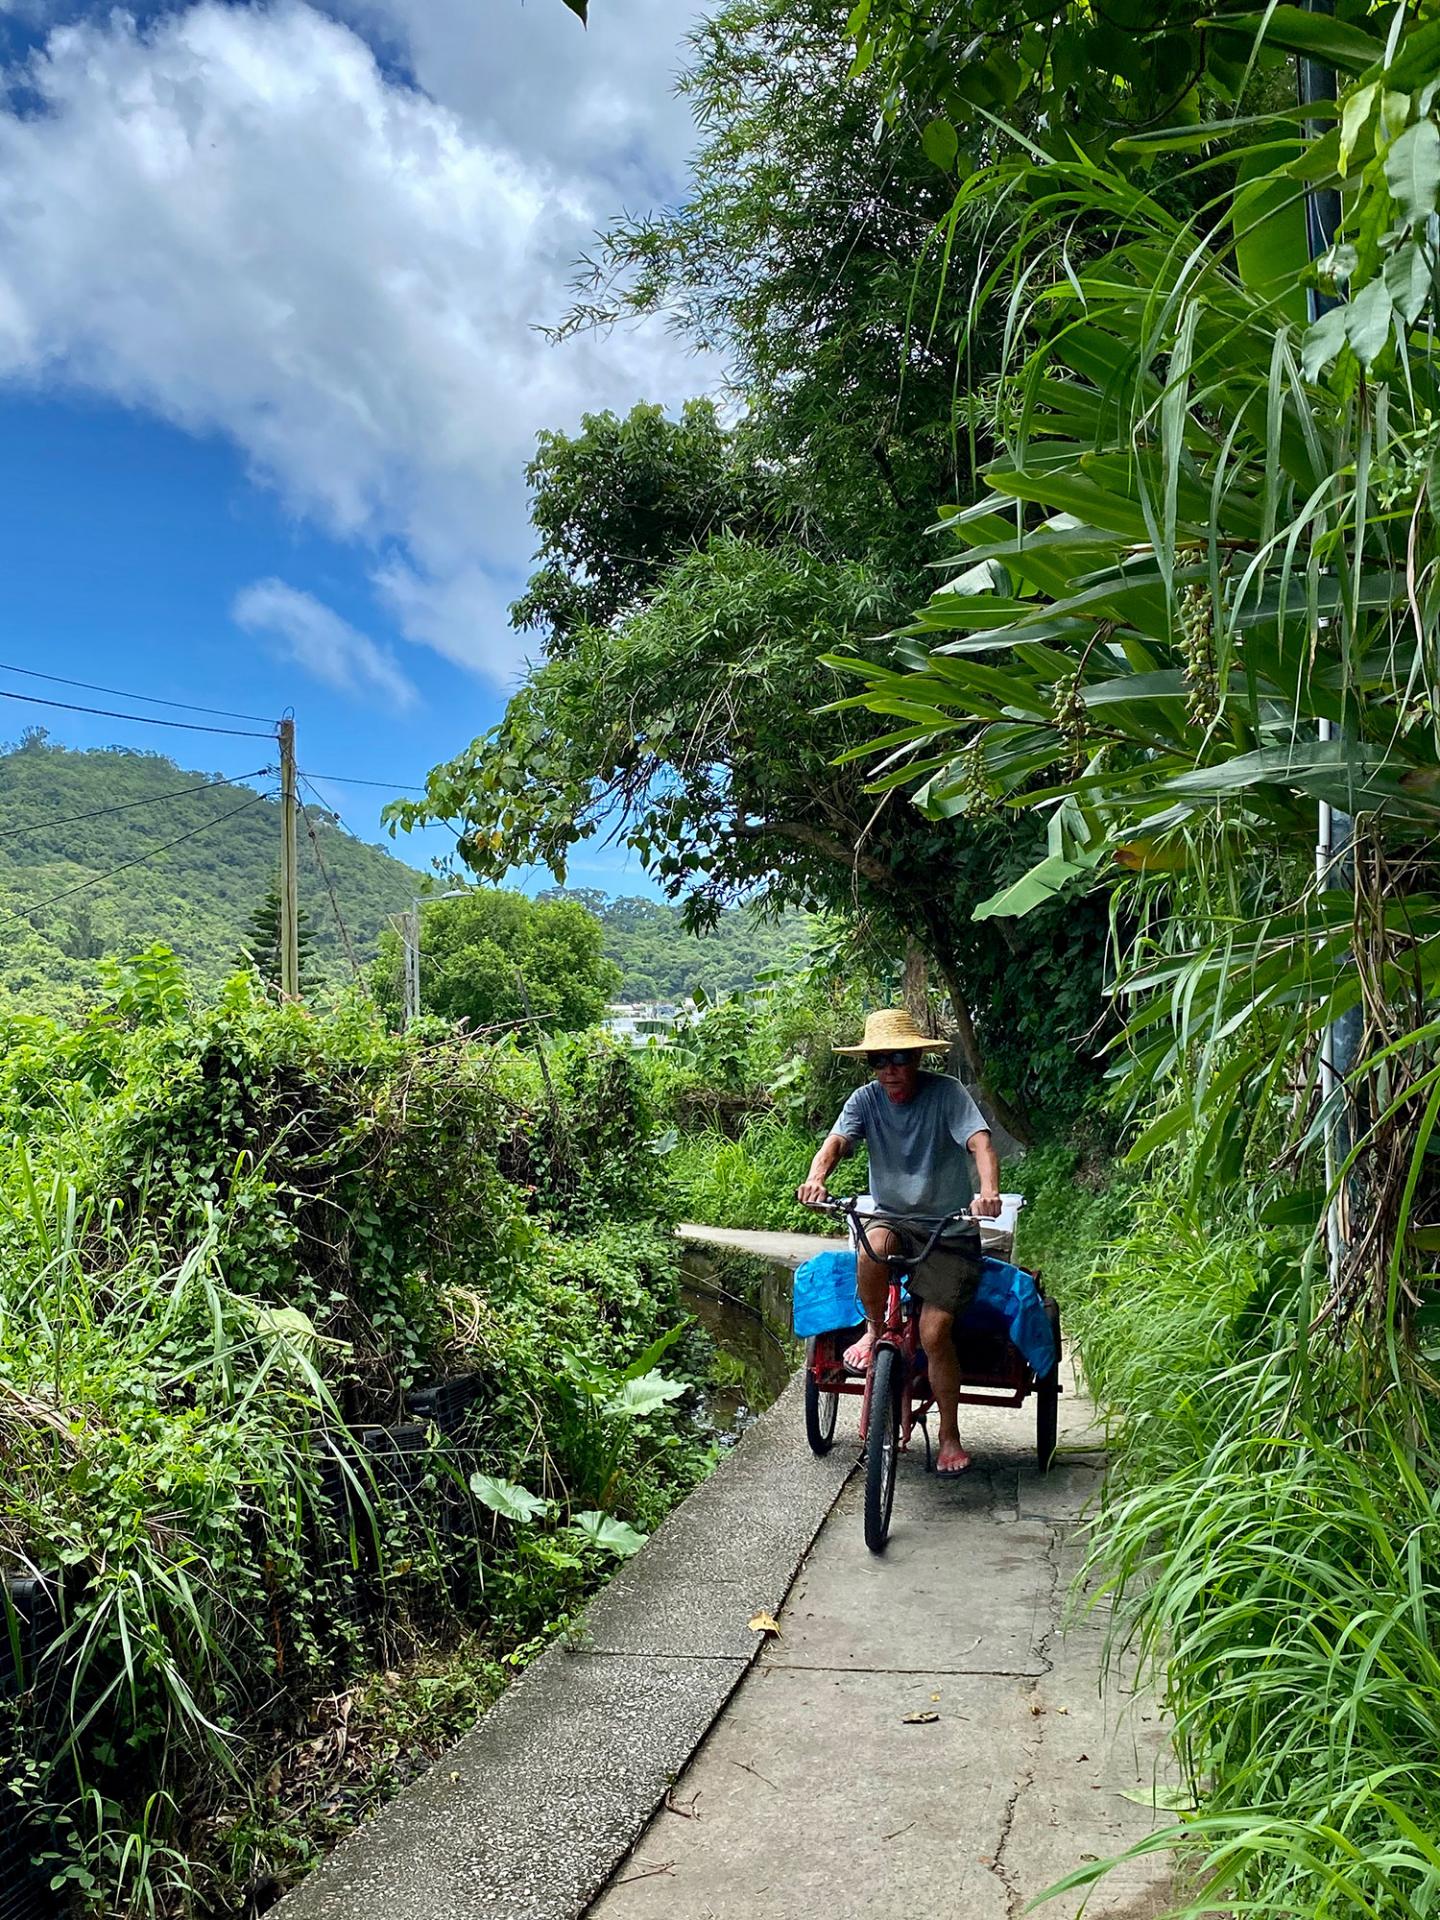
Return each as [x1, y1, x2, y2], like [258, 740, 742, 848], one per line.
[1, 1578, 60, 1709]
[0, 1806, 55, 1920]
[356, 1424, 434, 1500]
[404, 1375, 482, 1435]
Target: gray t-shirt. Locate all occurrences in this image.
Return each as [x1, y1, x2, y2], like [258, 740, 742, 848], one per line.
[833, 1071, 988, 1219]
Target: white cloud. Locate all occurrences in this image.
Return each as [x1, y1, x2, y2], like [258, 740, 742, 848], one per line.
[233, 576, 418, 708]
[0, 1, 710, 680]
[339, 0, 704, 200]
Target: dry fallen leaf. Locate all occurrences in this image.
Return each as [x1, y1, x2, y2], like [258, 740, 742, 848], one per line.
[748, 1610, 781, 1636]
[902, 1709, 940, 1724]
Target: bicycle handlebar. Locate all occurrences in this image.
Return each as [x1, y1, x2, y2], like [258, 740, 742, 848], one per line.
[803, 1195, 972, 1270]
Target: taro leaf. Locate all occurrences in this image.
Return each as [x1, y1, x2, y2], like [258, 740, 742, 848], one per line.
[607, 1370, 687, 1418]
[1385, 119, 1440, 225]
[620, 1323, 687, 1383]
[571, 1510, 647, 1557]
[469, 1472, 549, 1524]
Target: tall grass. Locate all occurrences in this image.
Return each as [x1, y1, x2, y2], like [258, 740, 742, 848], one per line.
[1060, 1194, 1440, 1918]
[0, 986, 718, 1917]
[663, 1113, 867, 1232]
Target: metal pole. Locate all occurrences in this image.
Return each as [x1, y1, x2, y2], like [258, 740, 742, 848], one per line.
[1299, 3, 1360, 1278]
[277, 717, 300, 1000]
[404, 905, 418, 1029]
[404, 889, 467, 1029]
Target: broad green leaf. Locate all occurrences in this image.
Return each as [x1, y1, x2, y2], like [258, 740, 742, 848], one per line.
[1301, 304, 1348, 379]
[1384, 119, 1440, 224]
[973, 851, 1101, 921]
[1209, 8, 1386, 73]
[607, 1370, 687, 1418]
[1384, 242, 1432, 325]
[570, 1511, 647, 1557]
[561, 0, 588, 17]
[1344, 276, 1394, 367]
[1339, 82, 1377, 176]
[620, 1323, 687, 1382]
[469, 1473, 549, 1524]
[922, 116, 958, 171]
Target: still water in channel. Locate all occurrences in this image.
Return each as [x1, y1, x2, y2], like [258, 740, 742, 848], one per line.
[681, 1263, 798, 1440]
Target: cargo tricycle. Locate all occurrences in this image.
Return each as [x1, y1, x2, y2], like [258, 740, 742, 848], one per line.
[801, 1197, 1061, 1553]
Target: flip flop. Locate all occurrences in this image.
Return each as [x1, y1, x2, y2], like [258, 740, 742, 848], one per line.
[842, 1336, 872, 1373]
[935, 1457, 972, 1478]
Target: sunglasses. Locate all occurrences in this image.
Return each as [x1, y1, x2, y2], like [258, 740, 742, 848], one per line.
[867, 1049, 919, 1068]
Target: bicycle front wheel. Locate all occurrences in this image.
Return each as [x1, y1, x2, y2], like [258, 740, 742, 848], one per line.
[864, 1343, 902, 1554]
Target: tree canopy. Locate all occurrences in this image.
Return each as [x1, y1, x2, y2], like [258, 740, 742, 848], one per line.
[373, 888, 620, 1037]
[391, 0, 1114, 1136]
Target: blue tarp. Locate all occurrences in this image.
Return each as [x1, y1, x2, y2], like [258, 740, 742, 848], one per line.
[791, 1246, 1056, 1378]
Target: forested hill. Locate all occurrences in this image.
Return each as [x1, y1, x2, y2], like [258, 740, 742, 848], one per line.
[0, 739, 814, 1012]
[541, 889, 814, 1001]
[0, 735, 422, 1008]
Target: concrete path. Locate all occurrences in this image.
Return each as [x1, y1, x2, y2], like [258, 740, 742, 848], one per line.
[280, 1373, 853, 1920]
[588, 1370, 1175, 1920]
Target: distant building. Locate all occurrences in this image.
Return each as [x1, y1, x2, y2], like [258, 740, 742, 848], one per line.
[604, 1001, 680, 1045]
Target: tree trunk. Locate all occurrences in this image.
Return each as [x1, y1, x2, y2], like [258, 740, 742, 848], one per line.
[930, 950, 1034, 1150]
[902, 940, 932, 1033]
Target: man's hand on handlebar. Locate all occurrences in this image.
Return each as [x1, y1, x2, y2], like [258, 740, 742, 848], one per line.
[971, 1190, 1003, 1220]
[796, 1178, 833, 1209]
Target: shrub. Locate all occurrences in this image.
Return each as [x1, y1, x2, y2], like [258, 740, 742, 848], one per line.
[0, 962, 712, 1917]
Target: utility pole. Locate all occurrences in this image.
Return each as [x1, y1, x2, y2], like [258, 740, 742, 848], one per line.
[403, 888, 468, 1028]
[278, 716, 301, 1000]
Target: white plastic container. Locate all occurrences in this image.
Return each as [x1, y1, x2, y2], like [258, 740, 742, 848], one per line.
[850, 1191, 1024, 1242]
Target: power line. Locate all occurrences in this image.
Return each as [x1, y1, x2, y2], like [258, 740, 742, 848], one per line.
[298, 794, 367, 988]
[0, 768, 273, 842]
[0, 661, 278, 728]
[0, 686, 275, 741]
[1, 791, 275, 924]
[299, 769, 429, 793]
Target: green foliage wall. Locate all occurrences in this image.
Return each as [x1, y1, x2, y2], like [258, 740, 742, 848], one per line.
[0, 962, 711, 1917]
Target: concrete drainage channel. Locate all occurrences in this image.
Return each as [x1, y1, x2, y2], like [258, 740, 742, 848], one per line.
[280, 1370, 853, 1920]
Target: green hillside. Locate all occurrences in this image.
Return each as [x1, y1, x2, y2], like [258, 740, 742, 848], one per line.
[0, 732, 422, 1009]
[0, 737, 815, 1014]
[542, 889, 814, 1002]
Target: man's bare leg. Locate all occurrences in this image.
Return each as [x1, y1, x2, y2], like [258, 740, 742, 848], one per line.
[919, 1303, 969, 1473]
[843, 1226, 897, 1371]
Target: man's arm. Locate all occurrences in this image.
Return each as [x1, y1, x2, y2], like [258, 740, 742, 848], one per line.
[969, 1129, 1002, 1219]
[797, 1132, 854, 1206]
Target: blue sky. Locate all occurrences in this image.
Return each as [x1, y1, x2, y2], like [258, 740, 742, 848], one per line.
[0, 0, 711, 890]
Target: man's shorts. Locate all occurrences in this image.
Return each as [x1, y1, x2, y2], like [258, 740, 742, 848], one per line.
[886, 1219, 983, 1317]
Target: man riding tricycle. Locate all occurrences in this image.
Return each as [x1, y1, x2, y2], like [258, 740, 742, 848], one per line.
[794, 1010, 1061, 1553]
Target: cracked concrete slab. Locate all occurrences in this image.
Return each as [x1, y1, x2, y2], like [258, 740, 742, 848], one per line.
[589, 1665, 1025, 1919]
[280, 1371, 855, 1920]
[766, 1483, 1058, 1678]
[589, 1374, 1176, 1920]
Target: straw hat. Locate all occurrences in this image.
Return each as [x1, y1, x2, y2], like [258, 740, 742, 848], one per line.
[833, 1009, 949, 1056]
